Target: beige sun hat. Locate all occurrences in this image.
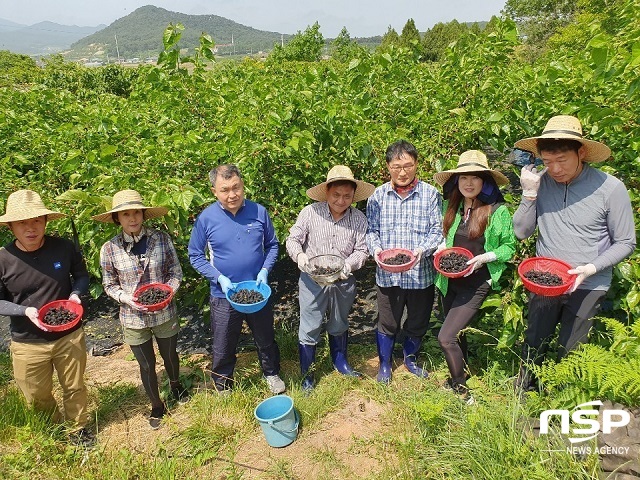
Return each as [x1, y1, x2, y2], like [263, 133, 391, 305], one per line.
[514, 115, 611, 162]
[306, 165, 375, 203]
[433, 150, 509, 187]
[0, 190, 66, 226]
[91, 189, 168, 223]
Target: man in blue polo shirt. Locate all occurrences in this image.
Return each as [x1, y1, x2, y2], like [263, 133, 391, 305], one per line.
[188, 164, 284, 394]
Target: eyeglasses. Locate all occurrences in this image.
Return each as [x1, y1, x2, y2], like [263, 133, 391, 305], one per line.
[388, 163, 416, 173]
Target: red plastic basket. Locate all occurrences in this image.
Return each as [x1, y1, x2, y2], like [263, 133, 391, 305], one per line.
[376, 248, 417, 273]
[518, 257, 576, 296]
[133, 283, 174, 312]
[38, 300, 83, 332]
[433, 247, 474, 278]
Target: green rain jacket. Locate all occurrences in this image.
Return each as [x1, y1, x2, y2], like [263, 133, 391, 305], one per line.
[435, 201, 516, 297]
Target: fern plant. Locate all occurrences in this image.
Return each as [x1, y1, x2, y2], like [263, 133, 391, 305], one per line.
[528, 318, 640, 410]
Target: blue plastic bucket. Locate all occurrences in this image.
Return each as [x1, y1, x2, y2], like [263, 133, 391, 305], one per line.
[254, 395, 299, 447]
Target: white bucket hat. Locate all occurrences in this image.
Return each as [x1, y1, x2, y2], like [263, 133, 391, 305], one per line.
[91, 190, 168, 223]
[306, 165, 375, 203]
[514, 115, 611, 162]
[0, 190, 66, 226]
[433, 150, 509, 187]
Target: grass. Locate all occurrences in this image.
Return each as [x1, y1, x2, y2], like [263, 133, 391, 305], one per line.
[0, 339, 603, 479]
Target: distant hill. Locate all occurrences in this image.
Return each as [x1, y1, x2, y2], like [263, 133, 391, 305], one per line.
[0, 18, 104, 55]
[70, 5, 290, 60]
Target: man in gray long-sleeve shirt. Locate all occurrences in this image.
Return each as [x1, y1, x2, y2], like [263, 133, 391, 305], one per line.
[512, 115, 636, 392]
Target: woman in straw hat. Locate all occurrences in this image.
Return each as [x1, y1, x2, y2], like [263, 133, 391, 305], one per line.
[433, 150, 516, 403]
[512, 115, 636, 393]
[93, 190, 188, 429]
[286, 165, 375, 391]
[0, 190, 92, 444]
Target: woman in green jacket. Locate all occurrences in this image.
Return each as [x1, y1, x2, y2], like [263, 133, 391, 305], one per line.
[433, 150, 516, 403]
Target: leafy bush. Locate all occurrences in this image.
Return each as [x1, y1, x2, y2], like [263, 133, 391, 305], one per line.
[529, 318, 640, 410]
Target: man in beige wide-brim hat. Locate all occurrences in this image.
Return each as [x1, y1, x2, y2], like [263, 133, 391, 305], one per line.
[512, 115, 636, 394]
[0, 189, 92, 444]
[286, 165, 374, 391]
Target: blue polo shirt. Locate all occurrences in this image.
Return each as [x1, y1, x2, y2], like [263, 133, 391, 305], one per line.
[188, 199, 279, 298]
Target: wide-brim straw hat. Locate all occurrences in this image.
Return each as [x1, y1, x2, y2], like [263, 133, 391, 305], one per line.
[0, 190, 66, 226]
[514, 115, 611, 162]
[306, 165, 375, 203]
[91, 189, 168, 223]
[433, 150, 509, 187]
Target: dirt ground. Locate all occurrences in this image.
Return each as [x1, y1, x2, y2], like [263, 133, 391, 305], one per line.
[0, 257, 410, 478]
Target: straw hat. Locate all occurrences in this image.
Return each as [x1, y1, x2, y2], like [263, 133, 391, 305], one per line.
[306, 165, 375, 203]
[433, 150, 508, 187]
[514, 115, 611, 162]
[91, 189, 168, 223]
[0, 190, 66, 226]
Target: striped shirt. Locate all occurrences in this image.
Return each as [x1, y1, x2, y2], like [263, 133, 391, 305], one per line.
[286, 203, 369, 271]
[100, 228, 182, 329]
[366, 181, 444, 289]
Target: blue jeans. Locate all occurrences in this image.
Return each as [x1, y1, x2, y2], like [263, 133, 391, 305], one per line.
[209, 296, 280, 390]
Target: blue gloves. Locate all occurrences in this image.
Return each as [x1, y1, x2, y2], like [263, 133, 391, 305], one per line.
[256, 268, 269, 286]
[218, 274, 233, 295]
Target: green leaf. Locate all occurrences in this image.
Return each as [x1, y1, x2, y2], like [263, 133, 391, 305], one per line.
[626, 289, 640, 311]
[100, 145, 117, 158]
[173, 190, 195, 211]
[56, 189, 91, 202]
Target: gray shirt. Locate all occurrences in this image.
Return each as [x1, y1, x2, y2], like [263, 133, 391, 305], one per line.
[286, 203, 369, 272]
[513, 164, 636, 290]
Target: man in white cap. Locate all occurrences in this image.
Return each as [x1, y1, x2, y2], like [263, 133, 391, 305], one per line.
[0, 190, 92, 444]
[513, 115, 636, 392]
[366, 140, 444, 383]
[286, 165, 375, 391]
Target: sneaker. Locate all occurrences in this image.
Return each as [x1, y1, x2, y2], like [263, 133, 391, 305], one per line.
[69, 428, 96, 447]
[149, 405, 166, 430]
[265, 374, 286, 394]
[171, 384, 190, 405]
[443, 379, 475, 405]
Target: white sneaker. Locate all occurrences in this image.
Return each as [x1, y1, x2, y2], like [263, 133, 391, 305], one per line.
[265, 375, 286, 394]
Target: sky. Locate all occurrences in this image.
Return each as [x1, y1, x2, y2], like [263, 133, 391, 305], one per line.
[0, 0, 507, 37]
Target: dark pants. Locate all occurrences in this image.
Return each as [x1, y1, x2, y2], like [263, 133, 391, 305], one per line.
[438, 280, 491, 386]
[210, 296, 281, 390]
[522, 289, 606, 366]
[130, 334, 180, 408]
[376, 285, 435, 338]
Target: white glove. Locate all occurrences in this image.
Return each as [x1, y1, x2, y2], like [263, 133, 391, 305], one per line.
[413, 247, 424, 263]
[567, 264, 596, 292]
[26, 306, 48, 331]
[69, 293, 82, 304]
[435, 242, 446, 255]
[464, 252, 497, 276]
[520, 164, 548, 198]
[296, 252, 309, 271]
[339, 263, 351, 280]
[373, 248, 382, 264]
[119, 292, 148, 311]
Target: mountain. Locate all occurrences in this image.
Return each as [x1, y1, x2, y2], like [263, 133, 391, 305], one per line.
[0, 17, 26, 33]
[70, 5, 290, 60]
[0, 18, 104, 55]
